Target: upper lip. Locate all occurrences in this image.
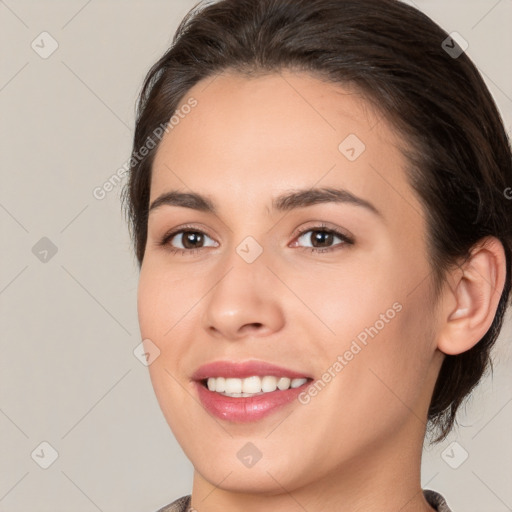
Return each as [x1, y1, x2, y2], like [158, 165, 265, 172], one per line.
[191, 360, 312, 381]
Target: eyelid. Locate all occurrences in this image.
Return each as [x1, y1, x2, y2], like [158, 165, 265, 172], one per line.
[290, 224, 354, 252]
[159, 223, 217, 246]
[157, 221, 354, 255]
[290, 221, 354, 243]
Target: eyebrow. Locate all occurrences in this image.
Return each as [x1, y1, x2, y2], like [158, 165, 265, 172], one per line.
[148, 187, 382, 218]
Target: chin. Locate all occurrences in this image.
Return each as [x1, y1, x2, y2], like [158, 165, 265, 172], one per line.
[194, 462, 304, 496]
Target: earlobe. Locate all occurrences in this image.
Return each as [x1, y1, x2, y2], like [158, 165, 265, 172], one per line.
[437, 237, 506, 356]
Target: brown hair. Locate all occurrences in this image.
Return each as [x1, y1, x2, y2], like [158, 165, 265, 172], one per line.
[122, 0, 512, 443]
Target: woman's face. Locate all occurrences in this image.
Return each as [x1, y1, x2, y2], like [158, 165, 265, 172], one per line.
[138, 70, 444, 493]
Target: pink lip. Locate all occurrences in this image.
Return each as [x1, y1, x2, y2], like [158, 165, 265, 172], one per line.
[191, 360, 313, 423]
[191, 359, 312, 380]
[194, 380, 312, 423]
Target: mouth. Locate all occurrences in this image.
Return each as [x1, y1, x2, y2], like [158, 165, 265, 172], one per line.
[191, 360, 314, 422]
[198, 375, 313, 397]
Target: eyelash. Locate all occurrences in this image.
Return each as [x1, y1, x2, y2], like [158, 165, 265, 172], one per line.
[158, 223, 354, 256]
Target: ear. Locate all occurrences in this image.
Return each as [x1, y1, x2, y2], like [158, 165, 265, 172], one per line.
[436, 236, 507, 356]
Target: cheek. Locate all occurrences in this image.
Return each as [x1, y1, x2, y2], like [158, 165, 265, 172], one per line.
[297, 248, 433, 409]
[137, 260, 198, 340]
[137, 265, 199, 427]
[287, 252, 401, 350]
[313, 239, 431, 349]
[137, 261, 205, 396]
[137, 267, 166, 339]
[331, 283, 435, 430]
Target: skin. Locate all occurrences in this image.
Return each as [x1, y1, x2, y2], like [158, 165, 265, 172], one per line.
[137, 70, 506, 512]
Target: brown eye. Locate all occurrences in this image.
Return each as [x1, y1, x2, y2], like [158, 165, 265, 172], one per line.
[302, 230, 336, 248]
[293, 226, 354, 253]
[174, 231, 205, 249]
[159, 227, 218, 255]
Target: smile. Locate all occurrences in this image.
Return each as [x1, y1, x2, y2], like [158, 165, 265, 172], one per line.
[203, 375, 309, 397]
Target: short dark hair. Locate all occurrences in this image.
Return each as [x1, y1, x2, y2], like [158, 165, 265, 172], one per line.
[122, 0, 512, 443]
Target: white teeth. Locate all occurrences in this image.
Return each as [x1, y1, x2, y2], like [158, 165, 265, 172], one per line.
[215, 377, 225, 392]
[207, 377, 216, 392]
[242, 376, 261, 394]
[205, 375, 309, 396]
[277, 377, 291, 390]
[261, 376, 277, 392]
[291, 378, 307, 388]
[225, 378, 242, 394]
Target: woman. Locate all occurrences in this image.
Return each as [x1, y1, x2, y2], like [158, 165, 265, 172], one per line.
[122, 0, 512, 510]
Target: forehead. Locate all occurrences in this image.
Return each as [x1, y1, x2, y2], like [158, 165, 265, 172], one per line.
[150, 70, 423, 223]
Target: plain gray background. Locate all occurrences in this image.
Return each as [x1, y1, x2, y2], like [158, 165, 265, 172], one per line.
[1, 1, 511, 511]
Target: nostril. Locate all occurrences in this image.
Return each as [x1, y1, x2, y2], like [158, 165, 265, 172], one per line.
[245, 322, 263, 330]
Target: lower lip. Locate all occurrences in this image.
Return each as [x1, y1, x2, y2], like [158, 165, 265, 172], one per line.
[194, 380, 311, 422]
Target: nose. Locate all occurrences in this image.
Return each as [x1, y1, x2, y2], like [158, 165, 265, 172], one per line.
[201, 255, 285, 341]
